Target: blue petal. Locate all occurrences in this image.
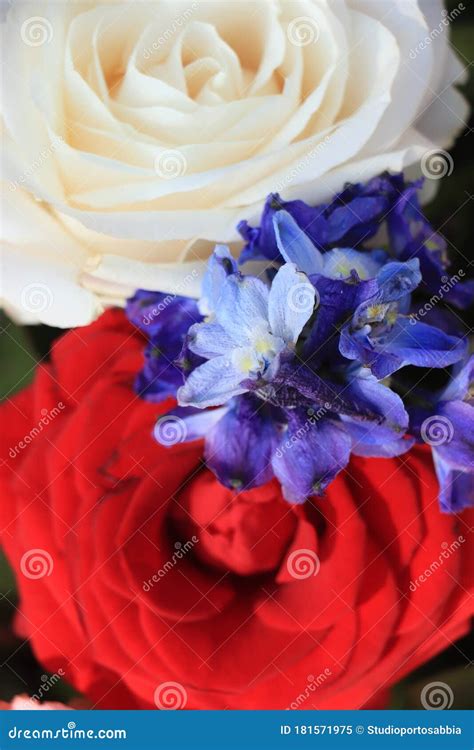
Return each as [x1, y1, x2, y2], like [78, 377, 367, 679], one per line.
[303, 275, 378, 362]
[435, 401, 474, 471]
[340, 372, 411, 456]
[375, 259, 421, 302]
[441, 355, 474, 402]
[381, 318, 466, 371]
[135, 343, 183, 402]
[272, 211, 323, 275]
[215, 274, 269, 343]
[339, 323, 401, 379]
[205, 395, 281, 489]
[433, 452, 474, 513]
[199, 245, 238, 316]
[268, 263, 315, 344]
[177, 355, 249, 408]
[187, 321, 236, 358]
[272, 414, 351, 503]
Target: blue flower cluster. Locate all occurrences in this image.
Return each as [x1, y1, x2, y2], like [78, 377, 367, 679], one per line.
[126, 173, 473, 512]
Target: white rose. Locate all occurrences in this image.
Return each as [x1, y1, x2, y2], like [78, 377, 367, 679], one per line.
[1, 0, 468, 326]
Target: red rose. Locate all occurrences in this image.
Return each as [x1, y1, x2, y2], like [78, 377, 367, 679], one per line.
[1, 310, 472, 709]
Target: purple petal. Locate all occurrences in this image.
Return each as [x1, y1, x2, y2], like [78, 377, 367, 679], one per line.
[272, 414, 351, 503]
[205, 396, 281, 489]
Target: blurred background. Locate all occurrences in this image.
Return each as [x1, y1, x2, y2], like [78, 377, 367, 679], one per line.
[0, 0, 473, 708]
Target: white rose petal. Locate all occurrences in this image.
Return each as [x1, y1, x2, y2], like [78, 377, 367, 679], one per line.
[1, 0, 468, 326]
